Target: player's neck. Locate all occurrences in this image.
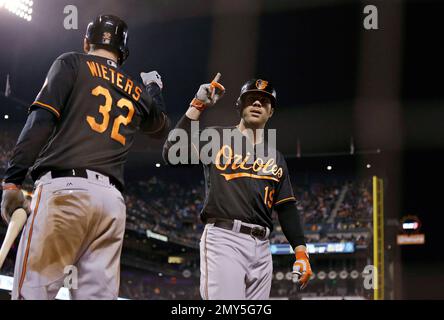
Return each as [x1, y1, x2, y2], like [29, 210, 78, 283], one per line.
[88, 49, 118, 64]
[237, 120, 265, 145]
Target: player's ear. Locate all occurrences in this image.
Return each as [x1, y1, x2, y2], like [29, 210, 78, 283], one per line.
[83, 38, 90, 54]
[269, 106, 274, 118]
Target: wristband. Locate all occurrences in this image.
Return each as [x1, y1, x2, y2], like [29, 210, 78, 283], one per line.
[190, 98, 207, 111]
[295, 248, 309, 260]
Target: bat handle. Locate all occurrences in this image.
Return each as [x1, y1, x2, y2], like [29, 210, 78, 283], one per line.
[0, 208, 28, 270]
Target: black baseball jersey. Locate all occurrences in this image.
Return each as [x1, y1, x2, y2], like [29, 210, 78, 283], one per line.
[28, 52, 166, 187]
[197, 126, 296, 231]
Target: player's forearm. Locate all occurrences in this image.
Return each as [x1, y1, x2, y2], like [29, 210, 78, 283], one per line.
[152, 113, 171, 139]
[163, 73, 223, 164]
[3, 108, 56, 185]
[139, 83, 171, 139]
[185, 106, 202, 120]
[145, 82, 166, 113]
[140, 112, 171, 140]
[276, 201, 306, 249]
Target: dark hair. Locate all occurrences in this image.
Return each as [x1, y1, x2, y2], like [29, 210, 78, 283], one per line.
[89, 43, 119, 57]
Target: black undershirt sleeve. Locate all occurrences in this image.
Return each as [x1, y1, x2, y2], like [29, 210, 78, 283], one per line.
[276, 201, 306, 249]
[162, 114, 197, 165]
[139, 83, 170, 139]
[3, 108, 57, 185]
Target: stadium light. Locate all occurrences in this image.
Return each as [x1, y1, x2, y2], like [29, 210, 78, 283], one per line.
[400, 215, 422, 233]
[0, 0, 33, 22]
[366, 163, 371, 169]
[402, 222, 419, 230]
[339, 270, 349, 280]
[327, 165, 332, 171]
[155, 163, 161, 168]
[350, 270, 360, 279]
[182, 269, 191, 278]
[4, 115, 9, 119]
[317, 271, 326, 280]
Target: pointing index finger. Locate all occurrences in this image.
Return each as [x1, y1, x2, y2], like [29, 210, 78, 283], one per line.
[212, 72, 221, 83]
[210, 72, 225, 92]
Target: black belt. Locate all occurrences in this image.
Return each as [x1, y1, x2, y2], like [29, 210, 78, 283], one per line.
[40, 169, 124, 193]
[206, 218, 268, 240]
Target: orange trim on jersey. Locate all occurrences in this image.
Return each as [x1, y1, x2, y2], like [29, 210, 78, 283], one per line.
[274, 196, 296, 206]
[33, 101, 61, 118]
[18, 185, 43, 298]
[220, 172, 280, 182]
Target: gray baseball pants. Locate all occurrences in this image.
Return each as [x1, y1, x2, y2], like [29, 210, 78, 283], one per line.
[200, 220, 272, 300]
[12, 170, 126, 300]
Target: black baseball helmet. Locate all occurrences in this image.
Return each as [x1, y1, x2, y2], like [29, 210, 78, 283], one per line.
[237, 78, 277, 108]
[85, 14, 129, 65]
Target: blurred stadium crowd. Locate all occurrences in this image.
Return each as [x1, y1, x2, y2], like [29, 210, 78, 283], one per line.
[125, 175, 373, 249]
[0, 133, 14, 171]
[0, 134, 373, 299]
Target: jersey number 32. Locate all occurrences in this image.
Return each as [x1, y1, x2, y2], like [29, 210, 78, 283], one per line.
[86, 85, 134, 146]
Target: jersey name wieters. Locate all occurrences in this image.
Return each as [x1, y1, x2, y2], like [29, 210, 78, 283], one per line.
[30, 52, 163, 187]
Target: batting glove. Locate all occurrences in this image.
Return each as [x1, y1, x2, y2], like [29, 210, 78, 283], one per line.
[292, 247, 313, 290]
[140, 71, 163, 90]
[190, 73, 225, 111]
[1, 183, 29, 224]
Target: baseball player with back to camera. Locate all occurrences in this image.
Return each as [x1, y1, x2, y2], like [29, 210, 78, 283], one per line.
[0, 14, 170, 300]
[163, 75, 312, 299]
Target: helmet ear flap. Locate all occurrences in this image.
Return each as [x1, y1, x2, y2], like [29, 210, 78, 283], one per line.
[235, 98, 242, 114]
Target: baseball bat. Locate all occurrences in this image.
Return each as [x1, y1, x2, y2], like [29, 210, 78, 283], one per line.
[0, 208, 27, 270]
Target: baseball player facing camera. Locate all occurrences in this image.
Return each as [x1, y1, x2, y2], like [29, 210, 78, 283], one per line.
[163, 74, 312, 299]
[1, 14, 169, 300]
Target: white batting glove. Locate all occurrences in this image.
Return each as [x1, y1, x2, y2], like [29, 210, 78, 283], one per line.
[140, 71, 163, 90]
[190, 73, 225, 111]
[195, 84, 224, 106]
